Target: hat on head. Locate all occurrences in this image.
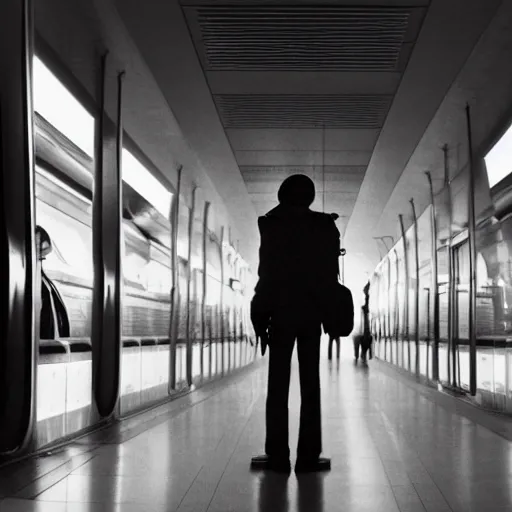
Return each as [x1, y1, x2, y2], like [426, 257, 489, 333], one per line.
[277, 174, 315, 207]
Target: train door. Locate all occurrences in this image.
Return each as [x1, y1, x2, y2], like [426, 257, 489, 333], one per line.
[452, 240, 471, 391]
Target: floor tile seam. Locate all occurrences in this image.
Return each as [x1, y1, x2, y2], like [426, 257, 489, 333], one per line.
[174, 389, 264, 511]
[0, 442, 103, 493]
[20, 452, 98, 500]
[173, 463, 207, 512]
[96, 362, 265, 446]
[204, 392, 262, 512]
[366, 405, 435, 495]
[371, 359, 512, 442]
[10, 452, 98, 497]
[390, 484, 427, 512]
[411, 480, 456, 512]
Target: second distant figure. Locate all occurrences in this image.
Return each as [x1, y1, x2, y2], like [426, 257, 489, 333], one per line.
[251, 174, 340, 473]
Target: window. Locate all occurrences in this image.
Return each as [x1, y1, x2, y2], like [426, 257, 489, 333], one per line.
[122, 148, 172, 217]
[485, 121, 512, 188]
[33, 56, 95, 156]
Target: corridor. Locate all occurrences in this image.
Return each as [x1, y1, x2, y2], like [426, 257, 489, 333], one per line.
[1, 341, 512, 512]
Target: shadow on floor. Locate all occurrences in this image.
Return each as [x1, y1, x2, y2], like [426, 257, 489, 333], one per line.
[258, 472, 325, 512]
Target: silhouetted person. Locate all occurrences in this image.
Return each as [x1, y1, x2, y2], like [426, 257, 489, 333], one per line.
[251, 174, 340, 473]
[353, 282, 372, 363]
[327, 335, 340, 360]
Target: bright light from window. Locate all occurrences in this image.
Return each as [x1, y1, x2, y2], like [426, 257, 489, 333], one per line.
[33, 56, 95, 157]
[485, 122, 512, 188]
[122, 148, 172, 217]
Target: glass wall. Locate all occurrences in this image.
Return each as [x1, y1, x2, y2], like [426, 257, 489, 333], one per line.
[33, 55, 96, 447]
[190, 194, 205, 384]
[417, 206, 433, 378]
[177, 202, 190, 387]
[119, 148, 173, 415]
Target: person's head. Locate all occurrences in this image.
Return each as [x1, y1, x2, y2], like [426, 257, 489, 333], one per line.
[277, 174, 315, 207]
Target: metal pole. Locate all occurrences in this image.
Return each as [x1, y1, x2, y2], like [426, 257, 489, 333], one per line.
[425, 171, 440, 381]
[394, 249, 400, 344]
[322, 125, 325, 213]
[399, 214, 410, 370]
[168, 165, 182, 391]
[466, 104, 477, 396]
[387, 256, 392, 362]
[410, 199, 420, 376]
[186, 187, 197, 387]
[443, 144, 455, 386]
[202, 202, 210, 378]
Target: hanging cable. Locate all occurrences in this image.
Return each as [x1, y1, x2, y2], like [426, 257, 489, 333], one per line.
[322, 124, 325, 213]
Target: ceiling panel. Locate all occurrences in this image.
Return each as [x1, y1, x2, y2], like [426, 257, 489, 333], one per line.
[216, 94, 392, 129]
[235, 150, 372, 166]
[207, 71, 401, 95]
[227, 129, 380, 151]
[177, 0, 429, 260]
[240, 165, 366, 177]
[186, 5, 413, 71]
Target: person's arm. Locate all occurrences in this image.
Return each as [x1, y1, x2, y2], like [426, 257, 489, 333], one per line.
[252, 216, 273, 351]
[327, 216, 341, 282]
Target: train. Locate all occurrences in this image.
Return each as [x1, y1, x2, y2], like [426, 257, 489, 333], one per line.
[32, 55, 257, 449]
[369, 154, 512, 414]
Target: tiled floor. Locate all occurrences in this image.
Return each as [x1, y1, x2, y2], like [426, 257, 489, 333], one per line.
[1, 342, 512, 511]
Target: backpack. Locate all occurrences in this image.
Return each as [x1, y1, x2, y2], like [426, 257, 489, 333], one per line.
[322, 282, 354, 338]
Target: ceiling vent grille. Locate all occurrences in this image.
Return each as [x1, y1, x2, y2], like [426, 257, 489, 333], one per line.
[193, 6, 411, 71]
[215, 94, 391, 129]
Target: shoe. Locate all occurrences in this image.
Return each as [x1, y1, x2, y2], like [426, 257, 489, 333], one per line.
[251, 454, 291, 473]
[295, 457, 331, 473]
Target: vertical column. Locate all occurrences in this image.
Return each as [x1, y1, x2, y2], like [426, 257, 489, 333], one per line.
[466, 104, 477, 396]
[186, 187, 197, 387]
[394, 250, 400, 344]
[426, 171, 440, 381]
[91, 55, 123, 419]
[399, 214, 410, 369]
[168, 166, 182, 391]
[202, 201, 210, 378]
[410, 199, 420, 376]
[0, 0, 37, 453]
[444, 145, 454, 386]
[220, 226, 225, 373]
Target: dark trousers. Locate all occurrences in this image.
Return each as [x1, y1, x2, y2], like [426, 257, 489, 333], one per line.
[353, 334, 372, 359]
[265, 332, 322, 462]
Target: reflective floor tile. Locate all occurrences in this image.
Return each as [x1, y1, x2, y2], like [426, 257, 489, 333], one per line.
[0, 499, 170, 512]
[2, 347, 512, 512]
[35, 474, 198, 508]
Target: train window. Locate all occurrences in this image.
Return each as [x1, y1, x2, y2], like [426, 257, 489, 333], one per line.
[33, 56, 95, 157]
[122, 148, 172, 217]
[485, 121, 512, 188]
[33, 54, 96, 447]
[37, 201, 93, 281]
[147, 260, 172, 294]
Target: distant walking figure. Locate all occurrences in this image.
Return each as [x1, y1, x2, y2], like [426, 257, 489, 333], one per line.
[250, 174, 340, 473]
[327, 335, 340, 360]
[353, 282, 372, 363]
